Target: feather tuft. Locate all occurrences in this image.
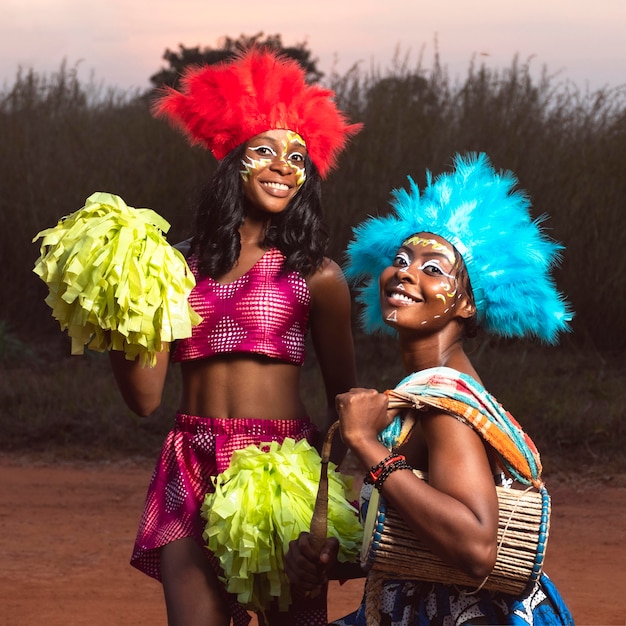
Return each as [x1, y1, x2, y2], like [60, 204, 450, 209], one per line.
[345, 153, 573, 343]
[152, 48, 361, 178]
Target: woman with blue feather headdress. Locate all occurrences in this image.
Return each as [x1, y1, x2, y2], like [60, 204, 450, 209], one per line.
[285, 153, 575, 625]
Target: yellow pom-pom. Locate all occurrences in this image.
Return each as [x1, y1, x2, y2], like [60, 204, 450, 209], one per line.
[33, 192, 201, 366]
[202, 438, 362, 613]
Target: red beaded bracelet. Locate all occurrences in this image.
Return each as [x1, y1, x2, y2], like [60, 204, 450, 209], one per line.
[364, 453, 407, 485]
[374, 457, 412, 490]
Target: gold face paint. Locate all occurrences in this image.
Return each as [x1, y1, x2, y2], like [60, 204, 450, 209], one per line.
[402, 236, 456, 266]
[240, 130, 307, 187]
[401, 236, 459, 304]
[285, 131, 307, 187]
[381, 233, 468, 333]
[434, 276, 457, 304]
[240, 153, 272, 182]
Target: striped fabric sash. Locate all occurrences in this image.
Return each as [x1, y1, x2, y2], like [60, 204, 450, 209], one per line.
[381, 366, 543, 488]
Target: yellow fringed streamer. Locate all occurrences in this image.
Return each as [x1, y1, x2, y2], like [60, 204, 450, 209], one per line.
[32, 192, 202, 366]
[201, 438, 363, 614]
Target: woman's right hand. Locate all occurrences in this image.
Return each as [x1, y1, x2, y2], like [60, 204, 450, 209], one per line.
[284, 532, 339, 592]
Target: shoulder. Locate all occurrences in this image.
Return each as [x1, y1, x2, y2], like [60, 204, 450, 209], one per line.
[306, 257, 348, 295]
[306, 258, 350, 315]
[417, 406, 490, 472]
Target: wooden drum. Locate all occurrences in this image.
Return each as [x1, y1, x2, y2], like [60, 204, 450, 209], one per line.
[360, 470, 551, 595]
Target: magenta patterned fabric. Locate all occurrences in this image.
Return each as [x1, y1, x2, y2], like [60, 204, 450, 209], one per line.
[172, 248, 311, 365]
[130, 412, 321, 625]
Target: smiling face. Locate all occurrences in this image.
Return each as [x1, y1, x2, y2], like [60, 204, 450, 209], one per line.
[379, 233, 475, 335]
[240, 128, 307, 215]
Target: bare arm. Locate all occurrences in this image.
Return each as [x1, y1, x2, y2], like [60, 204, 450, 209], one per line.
[109, 348, 170, 417]
[284, 263, 359, 591]
[307, 259, 357, 458]
[336, 388, 499, 579]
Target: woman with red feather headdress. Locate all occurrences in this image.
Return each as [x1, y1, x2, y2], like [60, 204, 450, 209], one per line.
[108, 48, 363, 625]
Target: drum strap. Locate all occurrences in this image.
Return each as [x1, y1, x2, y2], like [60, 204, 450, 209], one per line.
[383, 366, 543, 488]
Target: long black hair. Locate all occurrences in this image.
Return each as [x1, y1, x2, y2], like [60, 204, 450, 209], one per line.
[191, 142, 328, 279]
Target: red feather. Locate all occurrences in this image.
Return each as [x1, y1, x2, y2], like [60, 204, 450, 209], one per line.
[151, 48, 361, 178]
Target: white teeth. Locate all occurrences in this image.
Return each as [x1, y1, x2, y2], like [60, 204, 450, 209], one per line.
[263, 181, 289, 190]
[390, 292, 415, 303]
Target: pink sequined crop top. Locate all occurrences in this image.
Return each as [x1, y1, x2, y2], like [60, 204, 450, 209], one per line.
[172, 247, 311, 365]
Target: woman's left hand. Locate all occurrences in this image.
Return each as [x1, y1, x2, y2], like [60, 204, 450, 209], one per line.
[284, 532, 339, 591]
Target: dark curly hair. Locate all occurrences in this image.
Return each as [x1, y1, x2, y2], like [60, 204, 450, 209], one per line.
[190, 142, 328, 279]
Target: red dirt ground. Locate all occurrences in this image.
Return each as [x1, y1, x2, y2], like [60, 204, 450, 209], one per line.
[1, 457, 624, 626]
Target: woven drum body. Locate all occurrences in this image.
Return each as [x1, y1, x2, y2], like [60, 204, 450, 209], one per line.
[361, 472, 551, 595]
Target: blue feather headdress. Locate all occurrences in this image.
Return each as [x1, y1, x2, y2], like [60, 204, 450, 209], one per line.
[345, 153, 572, 343]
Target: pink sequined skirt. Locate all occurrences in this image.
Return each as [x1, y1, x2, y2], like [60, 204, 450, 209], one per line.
[131, 412, 325, 625]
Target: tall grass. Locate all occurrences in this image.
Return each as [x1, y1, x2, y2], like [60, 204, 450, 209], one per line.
[3, 329, 623, 467]
[1, 57, 625, 464]
[324, 54, 626, 353]
[1, 63, 210, 340]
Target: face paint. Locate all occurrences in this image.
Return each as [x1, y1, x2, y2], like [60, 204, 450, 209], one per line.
[402, 236, 456, 266]
[240, 152, 271, 182]
[284, 131, 307, 187]
[414, 259, 459, 305]
[380, 233, 468, 332]
[403, 237, 459, 304]
[391, 249, 455, 307]
[240, 130, 307, 187]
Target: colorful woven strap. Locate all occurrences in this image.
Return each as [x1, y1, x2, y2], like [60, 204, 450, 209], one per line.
[381, 367, 543, 488]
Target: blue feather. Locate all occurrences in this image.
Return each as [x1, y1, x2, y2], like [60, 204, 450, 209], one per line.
[344, 153, 573, 343]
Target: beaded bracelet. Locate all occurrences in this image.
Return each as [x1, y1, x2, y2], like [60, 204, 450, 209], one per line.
[363, 453, 405, 485]
[374, 457, 412, 490]
[364, 453, 412, 489]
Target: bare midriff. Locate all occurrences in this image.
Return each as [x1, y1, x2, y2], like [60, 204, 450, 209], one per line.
[178, 354, 307, 420]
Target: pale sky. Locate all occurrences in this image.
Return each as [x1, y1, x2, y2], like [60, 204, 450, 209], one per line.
[2, 0, 624, 93]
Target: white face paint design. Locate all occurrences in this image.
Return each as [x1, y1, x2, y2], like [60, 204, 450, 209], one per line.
[240, 130, 307, 187]
[386, 309, 398, 322]
[394, 248, 459, 305]
[381, 234, 466, 331]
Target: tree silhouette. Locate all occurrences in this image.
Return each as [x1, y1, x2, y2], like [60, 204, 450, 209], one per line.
[149, 33, 323, 90]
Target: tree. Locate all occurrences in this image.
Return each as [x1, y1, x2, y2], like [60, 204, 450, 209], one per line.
[149, 33, 323, 90]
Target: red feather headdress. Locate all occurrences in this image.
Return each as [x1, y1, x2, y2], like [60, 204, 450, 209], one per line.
[152, 48, 362, 178]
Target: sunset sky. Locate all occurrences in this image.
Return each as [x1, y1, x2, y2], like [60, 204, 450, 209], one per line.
[2, 0, 624, 92]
